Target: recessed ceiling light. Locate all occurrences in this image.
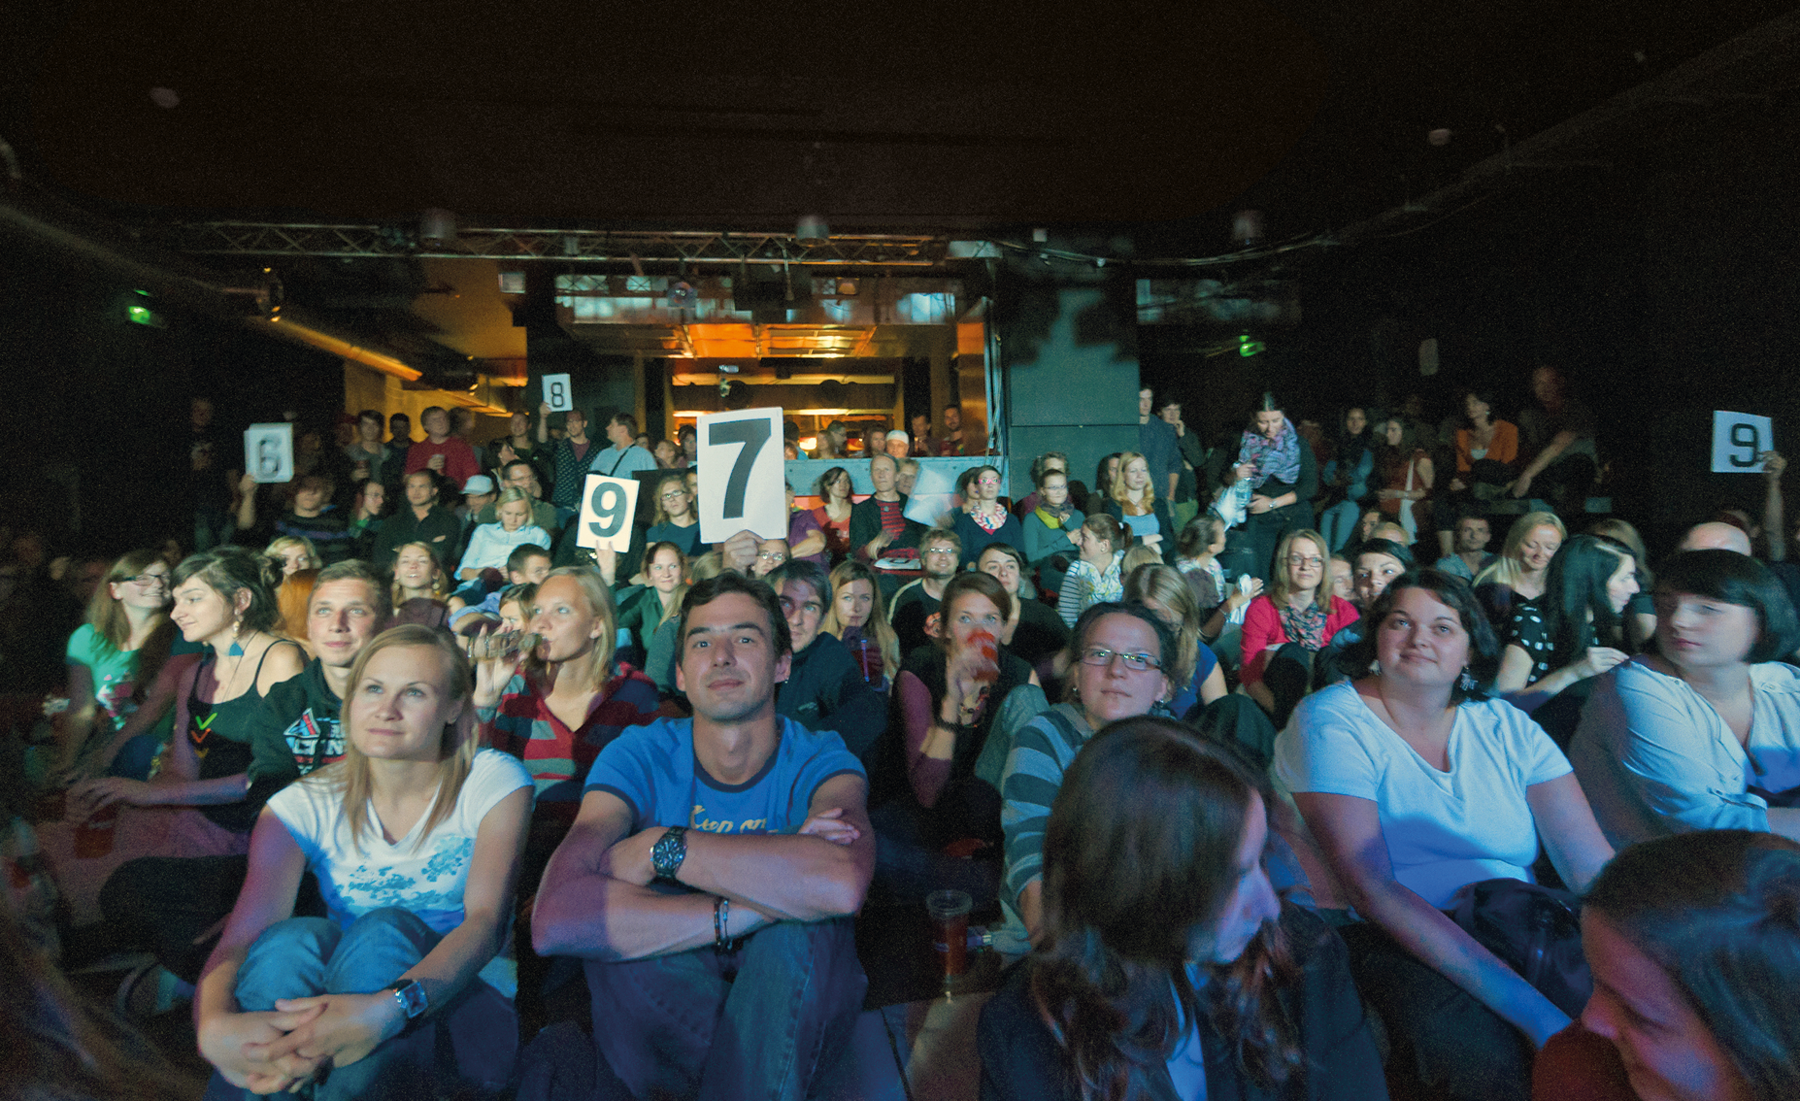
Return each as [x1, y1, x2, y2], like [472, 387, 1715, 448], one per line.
[149, 87, 180, 109]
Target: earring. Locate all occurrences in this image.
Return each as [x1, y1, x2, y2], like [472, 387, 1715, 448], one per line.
[1459, 667, 1477, 692]
[228, 616, 245, 658]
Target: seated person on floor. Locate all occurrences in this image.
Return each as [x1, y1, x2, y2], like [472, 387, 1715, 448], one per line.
[195, 625, 532, 1101]
[890, 527, 961, 657]
[51, 547, 306, 930]
[1492, 535, 1636, 741]
[980, 716, 1386, 1101]
[101, 560, 389, 990]
[475, 567, 665, 840]
[1435, 514, 1496, 581]
[820, 559, 901, 693]
[769, 559, 886, 761]
[1571, 549, 1800, 849]
[1239, 528, 1359, 726]
[892, 571, 1043, 856]
[1473, 511, 1566, 629]
[529, 572, 873, 1100]
[448, 544, 551, 626]
[1276, 569, 1614, 1101]
[976, 542, 1070, 681]
[1535, 829, 1800, 1101]
[997, 602, 1175, 952]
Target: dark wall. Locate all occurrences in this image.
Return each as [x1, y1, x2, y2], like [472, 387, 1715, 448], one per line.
[0, 238, 343, 555]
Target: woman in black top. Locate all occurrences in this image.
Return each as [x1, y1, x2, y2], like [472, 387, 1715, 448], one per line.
[54, 547, 304, 926]
[979, 717, 1385, 1101]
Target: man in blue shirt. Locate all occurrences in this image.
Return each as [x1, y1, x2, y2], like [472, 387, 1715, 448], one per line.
[587, 412, 658, 480]
[532, 572, 873, 1100]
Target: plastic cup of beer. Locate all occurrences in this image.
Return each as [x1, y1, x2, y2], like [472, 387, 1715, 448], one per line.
[926, 889, 972, 981]
[74, 802, 119, 859]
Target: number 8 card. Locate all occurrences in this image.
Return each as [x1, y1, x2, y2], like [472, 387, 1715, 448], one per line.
[697, 407, 788, 543]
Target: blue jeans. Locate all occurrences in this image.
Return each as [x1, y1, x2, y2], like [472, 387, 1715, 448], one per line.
[582, 917, 866, 1101]
[205, 908, 515, 1101]
[1318, 498, 1364, 553]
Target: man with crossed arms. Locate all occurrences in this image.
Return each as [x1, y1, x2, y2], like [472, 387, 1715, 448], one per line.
[532, 571, 873, 1100]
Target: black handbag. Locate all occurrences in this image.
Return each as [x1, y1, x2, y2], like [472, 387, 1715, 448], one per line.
[1449, 878, 1591, 1018]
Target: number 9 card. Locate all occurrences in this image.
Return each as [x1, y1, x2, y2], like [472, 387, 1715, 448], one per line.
[697, 407, 787, 543]
[577, 474, 640, 552]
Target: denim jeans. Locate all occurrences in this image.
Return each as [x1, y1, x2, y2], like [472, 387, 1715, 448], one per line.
[582, 916, 866, 1101]
[204, 908, 515, 1101]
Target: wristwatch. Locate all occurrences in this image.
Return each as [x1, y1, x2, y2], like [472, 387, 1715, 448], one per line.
[385, 979, 428, 1021]
[651, 825, 689, 882]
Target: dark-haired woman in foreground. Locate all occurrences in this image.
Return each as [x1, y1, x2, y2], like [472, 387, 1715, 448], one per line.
[1534, 829, 1800, 1101]
[980, 716, 1386, 1100]
[1571, 549, 1800, 849]
[1276, 569, 1613, 1101]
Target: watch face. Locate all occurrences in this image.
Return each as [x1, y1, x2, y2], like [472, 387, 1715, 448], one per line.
[395, 981, 427, 1018]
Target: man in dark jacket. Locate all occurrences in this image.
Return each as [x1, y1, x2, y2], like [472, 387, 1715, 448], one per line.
[769, 560, 886, 762]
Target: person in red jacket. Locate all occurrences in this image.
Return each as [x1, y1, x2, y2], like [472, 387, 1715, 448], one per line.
[404, 405, 480, 489]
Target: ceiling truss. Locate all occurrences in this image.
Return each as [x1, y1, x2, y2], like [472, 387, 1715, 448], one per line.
[163, 224, 951, 267]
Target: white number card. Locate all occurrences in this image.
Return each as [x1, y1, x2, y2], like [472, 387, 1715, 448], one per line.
[542, 373, 574, 413]
[1711, 411, 1774, 474]
[576, 474, 640, 553]
[245, 423, 294, 483]
[698, 407, 787, 543]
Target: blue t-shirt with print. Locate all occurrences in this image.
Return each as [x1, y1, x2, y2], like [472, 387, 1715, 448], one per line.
[583, 715, 864, 835]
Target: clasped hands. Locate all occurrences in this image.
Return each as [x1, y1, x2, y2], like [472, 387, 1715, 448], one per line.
[201, 991, 405, 1095]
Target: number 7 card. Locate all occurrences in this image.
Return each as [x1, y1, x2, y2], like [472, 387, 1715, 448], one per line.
[698, 407, 787, 543]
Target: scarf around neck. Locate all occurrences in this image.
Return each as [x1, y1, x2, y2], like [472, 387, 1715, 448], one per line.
[1237, 420, 1301, 489]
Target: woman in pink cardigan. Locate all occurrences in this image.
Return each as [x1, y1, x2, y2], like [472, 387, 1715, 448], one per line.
[1240, 528, 1358, 726]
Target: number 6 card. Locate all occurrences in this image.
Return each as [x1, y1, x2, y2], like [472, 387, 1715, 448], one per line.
[698, 407, 787, 543]
[576, 474, 640, 553]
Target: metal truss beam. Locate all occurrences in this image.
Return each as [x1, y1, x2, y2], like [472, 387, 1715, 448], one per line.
[164, 224, 949, 266]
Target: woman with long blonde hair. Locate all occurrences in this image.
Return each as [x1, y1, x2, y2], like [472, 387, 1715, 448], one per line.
[1472, 510, 1566, 628]
[196, 625, 532, 1100]
[821, 559, 900, 689]
[1105, 450, 1174, 560]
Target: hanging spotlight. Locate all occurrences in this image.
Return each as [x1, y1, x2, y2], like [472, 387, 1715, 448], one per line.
[796, 215, 829, 243]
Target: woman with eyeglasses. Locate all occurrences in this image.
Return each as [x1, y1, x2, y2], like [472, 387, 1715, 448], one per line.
[995, 602, 1175, 950]
[46, 548, 307, 928]
[1240, 529, 1359, 725]
[58, 550, 184, 781]
[643, 473, 702, 559]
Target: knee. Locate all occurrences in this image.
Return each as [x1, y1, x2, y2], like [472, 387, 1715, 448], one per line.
[235, 917, 342, 1009]
[245, 916, 342, 968]
[326, 908, 440, 991]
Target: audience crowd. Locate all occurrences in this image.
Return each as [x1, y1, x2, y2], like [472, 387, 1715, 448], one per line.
[3, 376, 1799, 1101]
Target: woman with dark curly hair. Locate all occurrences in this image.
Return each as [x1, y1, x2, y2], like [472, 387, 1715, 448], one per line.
[980, 716, 1385, 1100]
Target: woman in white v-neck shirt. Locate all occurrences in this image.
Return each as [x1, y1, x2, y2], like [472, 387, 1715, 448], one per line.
[1274, 570, 1612, 1101]
[195, 625, 531, 1101]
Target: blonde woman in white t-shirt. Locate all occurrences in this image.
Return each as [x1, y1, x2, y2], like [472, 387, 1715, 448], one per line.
[195, 625, 532, 1101]
[1274, 569, 1612, 1101]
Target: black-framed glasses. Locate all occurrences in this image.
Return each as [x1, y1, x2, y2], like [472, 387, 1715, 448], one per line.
[124, 573, 172, 587]
[1078, 647, 1162, 672]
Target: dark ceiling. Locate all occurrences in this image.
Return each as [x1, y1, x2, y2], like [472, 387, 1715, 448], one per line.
[5, 0, 1795, 252]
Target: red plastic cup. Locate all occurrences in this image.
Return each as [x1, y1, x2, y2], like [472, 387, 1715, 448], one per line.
[927, 889, 972, 980]
[967, 630, 1000, 685]
[74, 803, 119, 859]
